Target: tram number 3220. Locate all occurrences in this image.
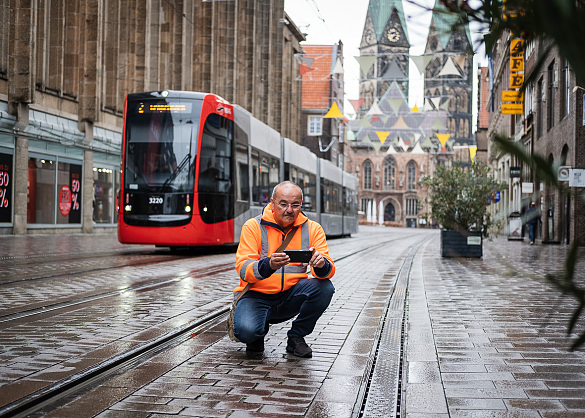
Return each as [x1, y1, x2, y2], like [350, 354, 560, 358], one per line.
[149, 196, 163, 205]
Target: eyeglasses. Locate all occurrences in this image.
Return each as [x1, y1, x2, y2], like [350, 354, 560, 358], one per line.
[276, 202, 302, 210]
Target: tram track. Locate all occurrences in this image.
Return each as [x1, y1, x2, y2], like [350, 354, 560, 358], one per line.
[0, 233, 426, 417]
[0, 263, 234, 323]
[0, 248, 223, 286]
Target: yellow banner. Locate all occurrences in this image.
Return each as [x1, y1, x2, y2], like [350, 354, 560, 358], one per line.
[324, 101, 344, 118]
[436, 133, 451, 147]
[376, 131, 390, 144]
[502, 103, 523, 114]
[502, 90, 524, 102]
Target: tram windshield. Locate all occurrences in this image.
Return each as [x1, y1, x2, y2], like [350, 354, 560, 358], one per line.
[124, 98, 202, 193]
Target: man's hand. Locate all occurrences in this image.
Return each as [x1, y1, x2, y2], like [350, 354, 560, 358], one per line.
[270, 252, 290, 270]
[308, 247, 325, 269]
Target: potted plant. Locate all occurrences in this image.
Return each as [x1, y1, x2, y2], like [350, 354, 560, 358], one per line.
[420, 162, 505, 257]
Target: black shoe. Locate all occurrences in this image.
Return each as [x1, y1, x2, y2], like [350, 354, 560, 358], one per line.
[286, 336, 312, 358]
[245, 338, 264, 358]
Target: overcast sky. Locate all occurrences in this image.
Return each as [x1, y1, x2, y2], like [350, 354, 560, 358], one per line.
[284, 0, 487, 119]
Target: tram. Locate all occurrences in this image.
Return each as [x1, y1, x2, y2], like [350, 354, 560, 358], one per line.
[118, 90, 358, 248]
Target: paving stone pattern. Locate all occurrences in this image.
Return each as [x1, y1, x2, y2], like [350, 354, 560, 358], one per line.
[405, 236, 585, 417]
[2, 229, 585, 417]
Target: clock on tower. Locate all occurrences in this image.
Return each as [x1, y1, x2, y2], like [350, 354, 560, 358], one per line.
[387, 28, 400, 43]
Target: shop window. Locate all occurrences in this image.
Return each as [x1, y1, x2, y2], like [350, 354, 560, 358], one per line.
[93, 166, 119, 223]
[28, 156, 82, 225]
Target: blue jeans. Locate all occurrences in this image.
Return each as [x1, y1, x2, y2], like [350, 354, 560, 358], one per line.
[528, 223, 535, 242]
[233, 278, 335, 343]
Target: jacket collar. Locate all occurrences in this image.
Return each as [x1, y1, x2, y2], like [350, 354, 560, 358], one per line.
[260, 202, 308, 232]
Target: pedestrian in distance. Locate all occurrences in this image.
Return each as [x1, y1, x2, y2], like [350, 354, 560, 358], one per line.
[232, 181, 335, 358]
[525, 201, 541, 245]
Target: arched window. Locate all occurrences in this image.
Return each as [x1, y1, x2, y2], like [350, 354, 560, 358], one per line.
[363, 160, 372, 189]
[407, 161, 417, 190]
[383, 157, 396, 189]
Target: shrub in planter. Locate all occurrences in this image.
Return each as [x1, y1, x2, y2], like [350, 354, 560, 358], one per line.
[420, 162, 505, 257]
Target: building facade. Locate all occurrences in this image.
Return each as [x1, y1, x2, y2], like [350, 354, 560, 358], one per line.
[0, 0, 304, 235]
[487, 32, 585, 245]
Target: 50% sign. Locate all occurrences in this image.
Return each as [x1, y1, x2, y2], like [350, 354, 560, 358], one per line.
[0, 170, 9, 208]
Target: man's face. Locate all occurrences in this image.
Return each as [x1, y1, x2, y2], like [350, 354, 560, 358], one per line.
[271, 184, 302, 228]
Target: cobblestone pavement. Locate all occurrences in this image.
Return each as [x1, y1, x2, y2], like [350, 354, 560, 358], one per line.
[1, 229, 584, 417]
[405, 235, 585, 417]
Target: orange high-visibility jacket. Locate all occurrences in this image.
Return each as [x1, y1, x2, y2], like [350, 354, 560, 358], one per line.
[234, 203, 335, 294]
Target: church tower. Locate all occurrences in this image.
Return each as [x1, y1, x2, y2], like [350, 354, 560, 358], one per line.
[359, 0, 410, 113]
[424, 0, 474, 151]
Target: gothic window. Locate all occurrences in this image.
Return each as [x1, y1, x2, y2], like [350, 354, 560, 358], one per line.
[407, 161, 417, 190]
[383, 157, 396, 190]
[460, 90, 469, 112]
[363, 160, 372, 189]
[548, 61, 555, 130]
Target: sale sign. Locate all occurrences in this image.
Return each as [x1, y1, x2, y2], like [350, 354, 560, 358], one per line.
[0, 153, 12, 223]
[59, 185, 72, 216]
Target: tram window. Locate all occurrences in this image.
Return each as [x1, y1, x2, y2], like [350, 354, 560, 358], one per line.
[236, 146, 249, 202]
[304, 173, 316, 211]
[251, 152, 260, 204]
[198, 113, 234, 223]
[322, 179, 342, 215]
[251, 151, 278, 205]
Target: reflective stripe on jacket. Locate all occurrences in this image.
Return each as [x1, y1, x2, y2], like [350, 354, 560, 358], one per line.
[234, 203, 335, 294]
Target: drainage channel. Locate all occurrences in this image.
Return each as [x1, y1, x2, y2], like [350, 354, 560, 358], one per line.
[351, 244, 419, 417]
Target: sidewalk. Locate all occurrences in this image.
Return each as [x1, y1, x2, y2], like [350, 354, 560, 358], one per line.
[405, 236, 585, 416]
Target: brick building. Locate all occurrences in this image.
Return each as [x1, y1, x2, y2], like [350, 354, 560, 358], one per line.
[0, 0, 304, 235]
[487, 33, 585, 245]
[299, 43, 345, 167]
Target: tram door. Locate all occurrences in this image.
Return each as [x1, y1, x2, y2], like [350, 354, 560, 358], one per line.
[384, 202, 395, 222]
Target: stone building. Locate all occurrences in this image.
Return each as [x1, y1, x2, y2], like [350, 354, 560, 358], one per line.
[0, 0, 304, 235]
[487, 32, 585, 245]
[347, 0, 473, 227]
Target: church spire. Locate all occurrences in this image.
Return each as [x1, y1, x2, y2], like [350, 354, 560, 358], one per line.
[425, 0, 472, 53]
[359, 0, 411, 109]
[364, 0, 409, 45]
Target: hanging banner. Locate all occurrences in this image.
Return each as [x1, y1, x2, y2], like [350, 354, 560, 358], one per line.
[502, 103, 523, 114]
[502, 90, 524, 101]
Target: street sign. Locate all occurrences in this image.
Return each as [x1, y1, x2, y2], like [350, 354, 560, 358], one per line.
[569, 169, 585, 187]
[558, 166, 571, 181]
[510, 166, 521, 177]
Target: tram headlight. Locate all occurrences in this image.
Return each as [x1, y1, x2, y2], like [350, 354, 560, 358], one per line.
[124, 204, 132, 212]
[161, 90, 169, 97]
[185, 205, 191, 213]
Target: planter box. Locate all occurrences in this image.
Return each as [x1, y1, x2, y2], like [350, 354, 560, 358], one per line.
[440, 230, 483, 258]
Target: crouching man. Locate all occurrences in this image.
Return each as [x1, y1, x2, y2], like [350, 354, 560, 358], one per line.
[232, 181, 335, 358]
